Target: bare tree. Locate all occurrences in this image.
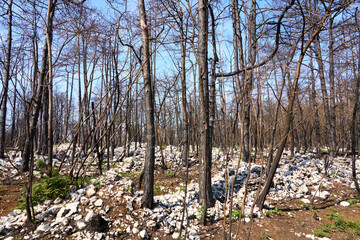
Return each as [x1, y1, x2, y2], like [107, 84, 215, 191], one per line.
[138, 0, 156, 209]
[0, 0, 13, 158]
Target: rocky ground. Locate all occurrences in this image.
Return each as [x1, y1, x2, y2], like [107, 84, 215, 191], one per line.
[0, 144, 359, 240]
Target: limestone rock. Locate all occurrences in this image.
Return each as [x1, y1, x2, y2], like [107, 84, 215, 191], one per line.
[36, 223, 50, 233]
[139, 229, 148, 239]
[94, 199, 103, 207]
[86, 185, 97, 197]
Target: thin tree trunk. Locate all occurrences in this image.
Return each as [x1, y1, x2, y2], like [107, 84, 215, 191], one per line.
[351, 20, 360, 195]
[328, 16, 337, 158]
[310, 50, 321, 154]
[0, 0, 13, 158]
[139, 0, 156, 209]
[198, 0, 213, 225]
[314, 35, 335, 158]
[256, 12, 330, 209]
[47, 0, 56, 175]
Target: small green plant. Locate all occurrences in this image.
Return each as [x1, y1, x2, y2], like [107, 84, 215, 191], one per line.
[301, 222, 306, 227]
[263, 232, 270, 239]
[154, 182, 164, 196]
[320, 149, 329, 153]
[300, 203, 313, 210]
[196, 205, 209, 220]
[93, 180, 102, 190]
[330, 207, 338, 212]
[118, 226, 125, 235]
[348, 200, 358, 205]
[179, 186, 185, 192]
[264, 210, 270, 217]
[271, 208, 282, 215]
[265, 208, 282, 217]
[74, 176, 91, 189]
[120, 172, 136, 178]
[125, 185, 132, 192]
[35, 159, 46, 170]
[17, 172, 70, 210]
[314, 228, 328, 238]
[331, 172, 339, 178]
[161, 146, 166, 150]
[231, 210, 241, 220]
[314, 213, 360, 237]
[167, 173, 175, 177]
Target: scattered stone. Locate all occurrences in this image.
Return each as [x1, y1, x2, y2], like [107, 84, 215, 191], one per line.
[85, 210, 95, 223]
[94, 199, 104, 207]
[139, 229, 148, 239]
[298, 184, 309, 194]
[146, 220, 158, 230]
[312, 191, 330, 199]
[36, 223, 50, 233]
[80, 197, 90, 205]
[53, 198, 63, 204]
[340, 201, 350, 207]
[132, 227, 139, 235]
[300, 199, 311, 204]
[76, 221, 86, 230]
[86, 185, 97, 197]
[172, 232, 180, 239]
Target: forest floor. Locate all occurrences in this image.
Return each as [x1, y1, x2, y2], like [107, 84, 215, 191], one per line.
[0, 144, 359, 240]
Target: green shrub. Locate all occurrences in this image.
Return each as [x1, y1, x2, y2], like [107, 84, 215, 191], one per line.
[17, 173, 70, 210]
[154, 182, 164, 196]
[300, 203, 313, 210]
[196, 205, 209, 220]
[314, 229, 328, 237]
[348, 200, 358, 205]
[313, 213, 360, 237]
[231, 210, 241, 220]
[167, 173, 175, 177]
[35, 159, 46, 170]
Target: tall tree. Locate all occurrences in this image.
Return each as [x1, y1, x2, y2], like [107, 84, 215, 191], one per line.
[0, 0, 13, 158]
[198, 0, 214, 225]
[22, 0, 56, 172]
[47, 0, 57, 176]
[138, 0, 156, 209]
[243, 0, 256, 163]
[256, 0, 350, 209]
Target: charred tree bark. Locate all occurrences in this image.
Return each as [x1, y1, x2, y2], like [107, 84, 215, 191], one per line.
[243, 0, 256, 163]
[139, 0, 156, 209]
[0, 0, 13, 158]
[314, 34, 336, 159]
[22, 0, 56, 171]
[310, 50, 321, 154]
[256, 8, 332, 208]
[198, 0, 214, 225]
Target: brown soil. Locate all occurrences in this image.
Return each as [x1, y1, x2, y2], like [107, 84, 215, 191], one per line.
[0, 165, 23, 216]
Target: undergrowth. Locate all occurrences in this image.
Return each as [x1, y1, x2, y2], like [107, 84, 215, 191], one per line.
[313, 213, 360, 237]
[17, 171, 70, 210]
